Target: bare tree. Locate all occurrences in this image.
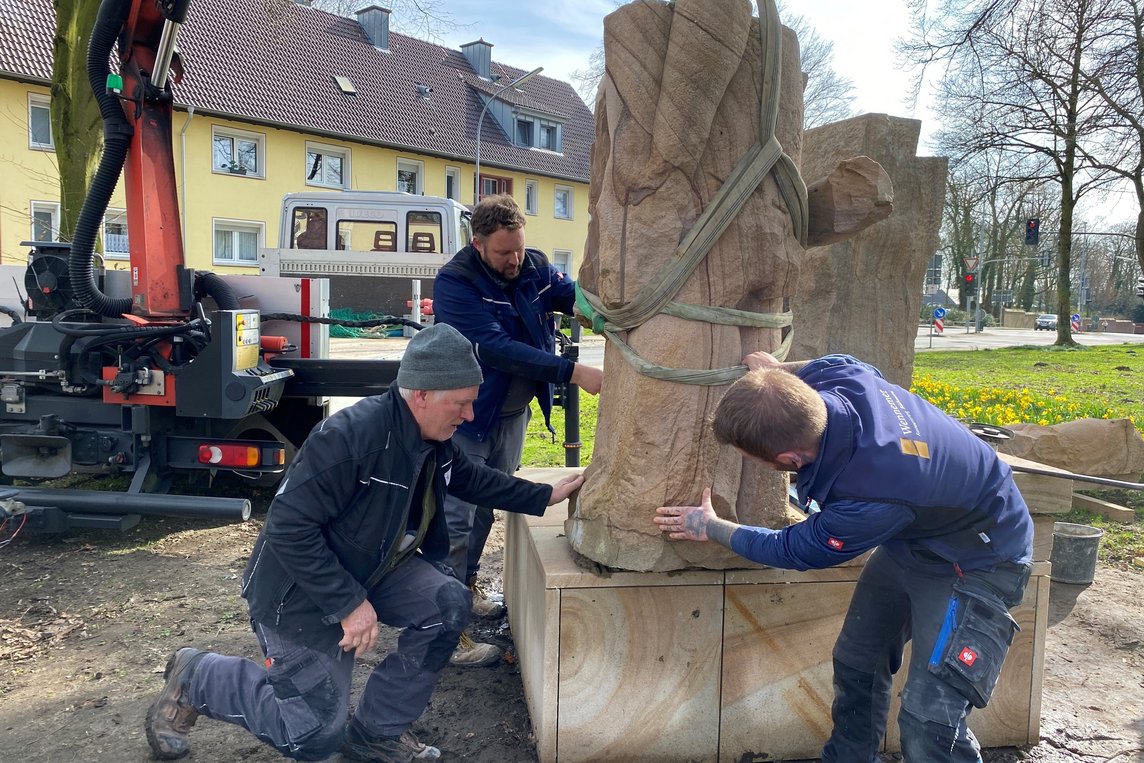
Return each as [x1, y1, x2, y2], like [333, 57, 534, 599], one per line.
[902, 0, 1121, 344]
[309, 0, 459, 40]
[1076, 0, 1144, 272]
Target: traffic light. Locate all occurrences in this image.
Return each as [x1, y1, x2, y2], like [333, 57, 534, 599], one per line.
[963, 272, 977, 295]
[1136, 276, 1144, 298]
[1025, 218, 1040, 246]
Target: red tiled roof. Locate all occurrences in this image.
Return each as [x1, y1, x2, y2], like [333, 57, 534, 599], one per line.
[0, 0, 592, 182]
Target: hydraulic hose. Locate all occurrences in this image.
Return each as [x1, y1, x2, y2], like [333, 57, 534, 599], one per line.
[195, 271, 241, 310]
[70, 0, 135, 318]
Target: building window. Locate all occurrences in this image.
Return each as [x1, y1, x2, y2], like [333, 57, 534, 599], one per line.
[515, 117, 534, 147]
[539, 120, 560, 152]
[552, 249, 572, 275]
[212, 127, 264, 177]
[554, 185, 573, 220]
[28, 93, 53, 151]
[306, 142, 350, 189]
[292, 207, 329, 249]
[525, 180, 538, 216]
[479, 174, 512, 201]
[213, 219, 262, 265]
[104, 209, 129, 258]
[30, 201, 60, 241]
[445, 167, 461, 201]
[397, 158, 424, 195]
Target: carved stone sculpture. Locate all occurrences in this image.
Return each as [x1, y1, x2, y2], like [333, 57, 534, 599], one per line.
[568, 0, 892, 572]
[792, 115, 947, 387]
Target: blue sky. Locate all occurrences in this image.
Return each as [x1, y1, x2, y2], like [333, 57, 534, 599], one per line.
[423, 1, 920, 125]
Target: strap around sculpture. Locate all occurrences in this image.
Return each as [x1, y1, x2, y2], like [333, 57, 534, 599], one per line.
[576, 0, 807, 385]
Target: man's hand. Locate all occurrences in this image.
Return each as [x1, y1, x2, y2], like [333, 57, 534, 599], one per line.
[743, 352, 782, 372]
[570, 363, 603, 395]
[654, 487, 718, 542]
[339, 599, 378, 657]
[548, 473, 585, 505]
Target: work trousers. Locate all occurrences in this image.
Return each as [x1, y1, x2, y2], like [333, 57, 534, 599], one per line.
[442, 409, 529, 583]
[822, 548, 1030, 763]
[185, 555, 468, 761]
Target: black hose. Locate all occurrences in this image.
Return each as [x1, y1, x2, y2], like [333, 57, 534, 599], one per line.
[71, 0, 135, 319]
[194, 271, 241, 310]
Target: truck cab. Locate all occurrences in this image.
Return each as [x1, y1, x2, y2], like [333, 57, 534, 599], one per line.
[260, 191, 472, 316]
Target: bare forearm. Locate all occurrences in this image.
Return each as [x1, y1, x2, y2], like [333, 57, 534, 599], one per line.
[779, 359, 811, 373]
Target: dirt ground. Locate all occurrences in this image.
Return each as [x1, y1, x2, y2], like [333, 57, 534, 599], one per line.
[1, 509, 1142, 763]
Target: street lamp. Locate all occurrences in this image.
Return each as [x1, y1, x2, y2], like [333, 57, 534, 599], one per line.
[473, 66, 543, 205]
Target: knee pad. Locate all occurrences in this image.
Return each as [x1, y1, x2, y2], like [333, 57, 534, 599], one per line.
[421, 580, 469, 671]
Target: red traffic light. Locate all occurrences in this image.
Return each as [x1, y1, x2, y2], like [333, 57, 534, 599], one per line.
[964, 273, 975, 284]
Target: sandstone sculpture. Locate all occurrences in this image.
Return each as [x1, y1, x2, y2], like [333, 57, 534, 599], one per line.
[999, 418, 1144, 482]
[569, 0, 892, 572]
[793, 115, 947, 387]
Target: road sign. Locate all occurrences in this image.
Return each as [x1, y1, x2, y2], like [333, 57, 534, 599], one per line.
[963, 257, 979, 271]
[1071, 313, 1081, 322]
[933, 307, 947, 319]
[1071, 314, 1082, 332]
[934, 318, 944, 334]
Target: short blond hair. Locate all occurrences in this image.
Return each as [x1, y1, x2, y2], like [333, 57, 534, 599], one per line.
[713, 370, 826, 460]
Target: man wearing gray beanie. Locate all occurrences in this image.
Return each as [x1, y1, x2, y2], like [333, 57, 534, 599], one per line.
[145, 322, 583, 763]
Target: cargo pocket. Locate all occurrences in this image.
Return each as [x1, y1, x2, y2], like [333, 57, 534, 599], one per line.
[928, 589, 1019, 709]
[268, 650, 338, 746]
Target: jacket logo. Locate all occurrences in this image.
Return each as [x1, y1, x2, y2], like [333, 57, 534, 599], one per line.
[827, 537, 844, 550]
[899, 438, 931, 459]
[958, 646, 978, 666]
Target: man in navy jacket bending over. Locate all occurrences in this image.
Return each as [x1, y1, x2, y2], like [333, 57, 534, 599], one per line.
[144, 324, 584, 763]
[433, 194, 602, 665]
[655, 352, 1032, 763]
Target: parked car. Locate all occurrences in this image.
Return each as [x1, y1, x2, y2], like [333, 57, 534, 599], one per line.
[1034, 313, 1057, 330]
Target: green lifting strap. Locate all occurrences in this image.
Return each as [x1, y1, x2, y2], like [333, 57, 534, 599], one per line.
[576, 0, 807, 385]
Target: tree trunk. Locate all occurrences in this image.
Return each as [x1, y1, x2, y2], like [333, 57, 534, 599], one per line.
[51, 1, 103, 243]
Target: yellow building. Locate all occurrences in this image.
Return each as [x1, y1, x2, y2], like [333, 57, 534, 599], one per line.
[0, 0, 592, 280]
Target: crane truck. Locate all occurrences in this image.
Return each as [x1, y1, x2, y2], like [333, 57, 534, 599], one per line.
[0, 0, 406, 533]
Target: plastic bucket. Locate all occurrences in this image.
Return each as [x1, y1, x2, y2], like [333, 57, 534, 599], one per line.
[1050, 522, 1105, 584]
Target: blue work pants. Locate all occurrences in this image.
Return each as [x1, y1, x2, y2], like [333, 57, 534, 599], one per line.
[185, 555, 468, 760]
[822, 548, 1030, 762]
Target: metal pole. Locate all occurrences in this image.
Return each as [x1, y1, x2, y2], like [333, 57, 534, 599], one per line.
[14, 488, 252, 520]
[472, 67, 543, 206]
[563, 321, 582, 467]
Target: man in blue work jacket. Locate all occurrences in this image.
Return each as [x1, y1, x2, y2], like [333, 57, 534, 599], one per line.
[433, 194, 602, 665]
[655, 352, 1033, 763]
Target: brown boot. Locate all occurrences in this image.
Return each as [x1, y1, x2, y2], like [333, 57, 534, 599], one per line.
[469, 580, 506, 619]
[144, 648, 204, 760]
[448, 631, 501, 667]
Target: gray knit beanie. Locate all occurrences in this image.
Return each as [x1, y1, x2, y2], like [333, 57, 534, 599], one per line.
[396, 323, 484, 390]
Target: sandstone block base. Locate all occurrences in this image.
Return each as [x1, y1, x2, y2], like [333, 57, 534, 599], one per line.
[507, 468, 1051, 762]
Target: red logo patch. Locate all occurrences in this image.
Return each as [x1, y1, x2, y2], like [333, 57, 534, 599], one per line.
[958, 646, 978, 666]
[827, 537, 844, 550]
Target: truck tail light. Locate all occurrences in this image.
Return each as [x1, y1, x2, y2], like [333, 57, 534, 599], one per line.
[198, 444, 284, 469]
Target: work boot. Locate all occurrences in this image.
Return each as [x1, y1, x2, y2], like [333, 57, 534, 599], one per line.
[448, 631, 501, 667]
[342, 717, 441, 761]
[469, 580, 506, 619]
[144, 647, 205, 760]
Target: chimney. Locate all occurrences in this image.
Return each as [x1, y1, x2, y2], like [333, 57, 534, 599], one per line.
[356, 5, 391, 51]
[461, 39, 493, 79]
